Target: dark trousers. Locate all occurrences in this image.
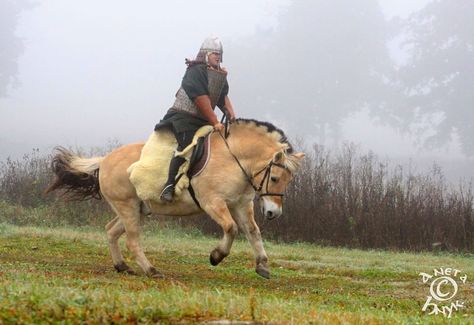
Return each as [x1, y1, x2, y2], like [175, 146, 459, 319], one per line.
[172, 127, 195, 151]
[165, 127, 196, 186]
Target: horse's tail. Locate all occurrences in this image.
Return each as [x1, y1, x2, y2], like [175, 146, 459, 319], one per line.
[45, 147, 105, 200]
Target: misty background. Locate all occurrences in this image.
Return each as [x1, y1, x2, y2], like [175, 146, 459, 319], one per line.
[1, 0, 473, 182]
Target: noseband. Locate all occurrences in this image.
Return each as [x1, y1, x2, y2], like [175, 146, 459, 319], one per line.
[218, 131, 289, 198]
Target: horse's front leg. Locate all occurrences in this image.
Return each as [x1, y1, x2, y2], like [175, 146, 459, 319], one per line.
[231, 201, 270, 279]
[201, 197, 238, 266]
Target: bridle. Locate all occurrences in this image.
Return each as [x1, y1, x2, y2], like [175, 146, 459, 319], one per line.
[252, 161, 288, 197]
[217, 131, 289, 198]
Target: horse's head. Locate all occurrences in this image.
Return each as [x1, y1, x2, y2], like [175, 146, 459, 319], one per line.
[257, 150, 305, 220]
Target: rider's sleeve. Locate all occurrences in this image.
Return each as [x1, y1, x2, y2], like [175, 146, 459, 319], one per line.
[181, 65, 209, 100]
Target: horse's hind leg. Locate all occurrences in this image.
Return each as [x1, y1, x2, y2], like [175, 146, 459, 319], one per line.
[202, 197, 238, 266]
[105, 216, 119, 232]
[111, 199, 164, 278]
[105, 216, 136, 275]
[231, 201, 270, 279]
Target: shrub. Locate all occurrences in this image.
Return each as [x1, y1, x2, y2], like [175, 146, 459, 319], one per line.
[1, 145, 472, 252]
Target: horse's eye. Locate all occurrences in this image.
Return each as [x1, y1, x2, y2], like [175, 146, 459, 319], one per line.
[271, 176, 279, 183]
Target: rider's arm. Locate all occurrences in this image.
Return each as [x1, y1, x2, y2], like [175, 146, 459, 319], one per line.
[216, 80, 235, 121]
[194, 95, 223, 130]
[194, 95, 218, 125]
[183, 65, 224, 130]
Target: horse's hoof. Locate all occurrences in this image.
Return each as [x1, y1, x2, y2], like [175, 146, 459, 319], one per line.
[114, 262, 136, 275]
[149, 267, 165, 279]
[124, 269, 137, 275]
[210, 249, 226, 266]
[256, 265, 270, 279]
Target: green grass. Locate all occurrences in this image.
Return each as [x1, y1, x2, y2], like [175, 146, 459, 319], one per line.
[0, 223, 472, 324]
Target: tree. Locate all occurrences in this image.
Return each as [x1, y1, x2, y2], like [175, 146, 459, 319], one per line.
[399, 0, 474, 155]
[229, 0, 393, 143]
[0, 0, 34, 97]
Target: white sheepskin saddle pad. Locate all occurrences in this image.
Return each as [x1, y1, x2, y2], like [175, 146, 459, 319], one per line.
[127, 125, 213, 203]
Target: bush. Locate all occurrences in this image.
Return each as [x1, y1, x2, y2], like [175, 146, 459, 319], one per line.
[1, 145, 472, 252]
[263, 143, 474, 252]
[0, 149, 112, 226]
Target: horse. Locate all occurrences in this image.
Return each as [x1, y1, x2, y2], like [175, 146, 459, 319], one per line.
[46, 119, 305, 279]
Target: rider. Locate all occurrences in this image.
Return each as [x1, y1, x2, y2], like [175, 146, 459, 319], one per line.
[156, 36, 236, 202]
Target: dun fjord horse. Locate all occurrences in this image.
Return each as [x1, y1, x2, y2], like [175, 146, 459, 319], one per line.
[46, 119, 304, 279]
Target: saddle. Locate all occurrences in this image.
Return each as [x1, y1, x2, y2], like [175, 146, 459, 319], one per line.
[127, 126, 213, 203]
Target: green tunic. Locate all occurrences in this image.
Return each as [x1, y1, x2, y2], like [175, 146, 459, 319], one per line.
[155, 64, 229, 133]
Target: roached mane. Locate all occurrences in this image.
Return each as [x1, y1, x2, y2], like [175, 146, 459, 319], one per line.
[234, 118, 294, 153]
[234, 118, 301, 173]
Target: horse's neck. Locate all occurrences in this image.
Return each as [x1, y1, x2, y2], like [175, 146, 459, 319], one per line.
[227, 126, 280, 174]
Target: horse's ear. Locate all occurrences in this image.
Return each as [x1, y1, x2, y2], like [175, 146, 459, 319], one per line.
[293, 152, 305, 160]
[273, 151, 284, 163]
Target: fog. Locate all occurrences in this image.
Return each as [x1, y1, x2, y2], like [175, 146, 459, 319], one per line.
[1, 0, 473, 182]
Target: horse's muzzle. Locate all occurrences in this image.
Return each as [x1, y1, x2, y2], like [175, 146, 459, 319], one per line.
[265, 210, 278, 220]
[260, 197, 282, 220]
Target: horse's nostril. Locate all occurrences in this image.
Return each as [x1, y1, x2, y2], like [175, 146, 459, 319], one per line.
[266, 211, 273, 218]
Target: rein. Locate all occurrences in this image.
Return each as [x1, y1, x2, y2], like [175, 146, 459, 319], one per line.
[217, 131, 287, 198]
[220, 109, 231, 139]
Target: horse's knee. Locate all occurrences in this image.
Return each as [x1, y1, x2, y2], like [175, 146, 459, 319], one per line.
[247, 223, 260, 235]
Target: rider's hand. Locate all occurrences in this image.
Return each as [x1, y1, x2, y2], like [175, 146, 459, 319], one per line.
[229, 112, 236, 123]
[213, 122, 224, 131]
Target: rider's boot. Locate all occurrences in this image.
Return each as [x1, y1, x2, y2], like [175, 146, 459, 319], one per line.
[160, 156, 185, 203]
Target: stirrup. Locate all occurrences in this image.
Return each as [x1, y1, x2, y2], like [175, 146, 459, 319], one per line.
[160, 184, 175, 202]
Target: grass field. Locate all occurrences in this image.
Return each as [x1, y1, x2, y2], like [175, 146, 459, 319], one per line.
[0, 222, 472, 324]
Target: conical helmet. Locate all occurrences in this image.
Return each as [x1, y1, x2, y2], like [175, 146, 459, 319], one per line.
[195, 36, 223, 63]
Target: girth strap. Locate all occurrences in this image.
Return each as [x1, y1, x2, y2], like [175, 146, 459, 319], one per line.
[187, 183, 202, 209]
[175, 170, 202, 209]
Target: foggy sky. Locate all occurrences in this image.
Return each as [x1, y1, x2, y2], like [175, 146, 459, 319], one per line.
[1, 0, 472, 181]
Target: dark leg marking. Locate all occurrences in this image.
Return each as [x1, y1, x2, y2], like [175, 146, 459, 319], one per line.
[114, 262, 137, 275]
[256, 256, 270, 279]
[210, 249, 227, 266]
[149, 267, 165, 279]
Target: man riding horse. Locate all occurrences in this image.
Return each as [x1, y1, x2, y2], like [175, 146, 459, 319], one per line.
[45, 36, 305, 278]
[156, 36, 236, 203]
